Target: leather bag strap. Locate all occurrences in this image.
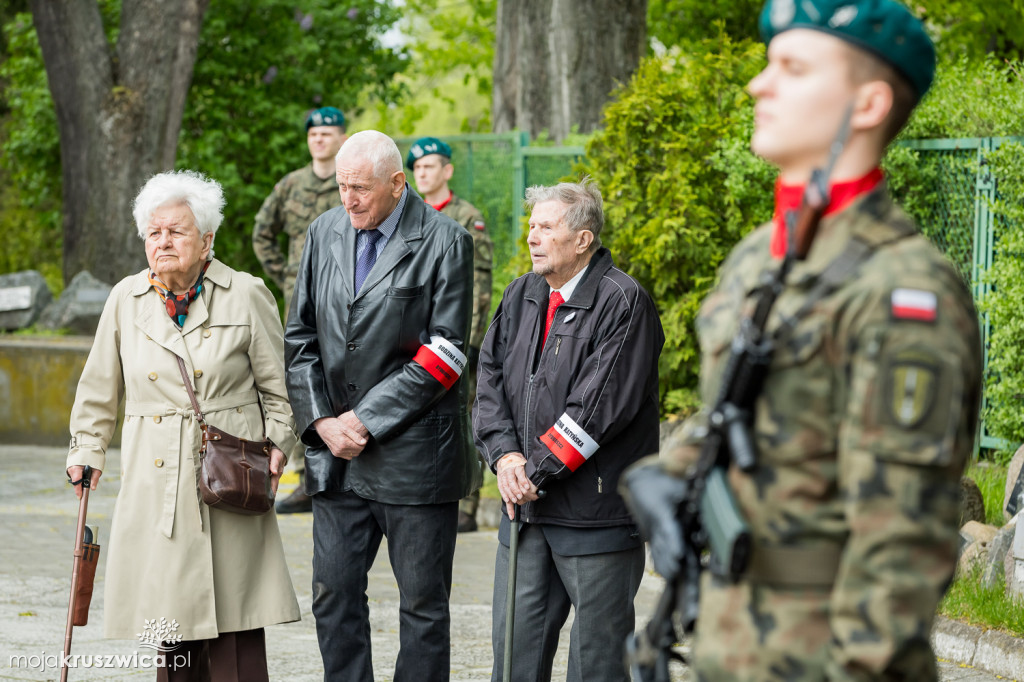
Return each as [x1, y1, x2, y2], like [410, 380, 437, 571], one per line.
[175, 355, 206, 425]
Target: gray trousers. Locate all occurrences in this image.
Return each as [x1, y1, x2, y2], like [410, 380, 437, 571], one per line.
[491, 523, 645, 682]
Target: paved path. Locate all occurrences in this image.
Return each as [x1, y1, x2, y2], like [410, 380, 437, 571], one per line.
[0, 445, 1007, 681]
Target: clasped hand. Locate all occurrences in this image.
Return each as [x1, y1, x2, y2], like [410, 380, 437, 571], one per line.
[496, 452, 539, 519]
[315, 410, 370, 460]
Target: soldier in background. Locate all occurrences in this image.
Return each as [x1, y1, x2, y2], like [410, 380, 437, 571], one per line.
[408, 137, 494, 532]
[254, 106, 346, 514]
[622, 1, 983, 680]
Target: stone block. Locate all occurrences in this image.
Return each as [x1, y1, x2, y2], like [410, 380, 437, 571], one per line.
[975, 627, 1024, 679]
[1004, 445, 1024, 522]
[0, 270, 52, 330]
[982, 519, 1016, 588]
[38, 271, 112, 335]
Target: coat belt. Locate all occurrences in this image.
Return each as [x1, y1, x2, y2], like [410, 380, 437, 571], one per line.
[124, 389, 259, 537]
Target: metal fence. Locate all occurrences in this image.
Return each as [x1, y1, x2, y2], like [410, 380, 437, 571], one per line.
[396, 132, 1023, 450]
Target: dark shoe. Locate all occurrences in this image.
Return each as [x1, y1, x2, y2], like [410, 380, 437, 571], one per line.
[276, 485, 312, 514]
[457, 510, 477, 533]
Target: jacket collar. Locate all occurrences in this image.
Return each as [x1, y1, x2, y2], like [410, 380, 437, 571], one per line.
[523, 247, 614, 309]
[129, 259, 231, 365]
[328, 183, 425, 301]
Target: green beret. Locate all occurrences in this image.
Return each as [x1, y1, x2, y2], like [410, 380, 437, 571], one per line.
[759, 0, 935, 98]
[305, 106, 346, 131]
[406, 137, 452, 170]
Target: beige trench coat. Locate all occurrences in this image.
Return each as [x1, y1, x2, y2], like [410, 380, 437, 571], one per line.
[66, 260, 301, 640]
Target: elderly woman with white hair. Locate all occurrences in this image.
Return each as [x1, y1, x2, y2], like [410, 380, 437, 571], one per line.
[65, 170, 300, 682]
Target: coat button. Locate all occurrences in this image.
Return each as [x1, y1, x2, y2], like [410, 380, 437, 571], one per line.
[154, 458, 164, 468]
[194, 369, 203, 378]
[148, 372, 158, 381]
[346, 303, 352, 310]
[153, 416, 162, 424]
[203, 329, 212, 338]
[347, 342, 356, 351]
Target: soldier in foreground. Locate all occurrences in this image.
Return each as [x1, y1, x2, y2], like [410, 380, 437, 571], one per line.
[253, 106, 347, 514]
[408, 137, 494, 532]
[622, 1, 983, 680]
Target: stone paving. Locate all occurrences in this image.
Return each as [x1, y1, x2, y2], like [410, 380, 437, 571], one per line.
[0, 445, 1009, 681]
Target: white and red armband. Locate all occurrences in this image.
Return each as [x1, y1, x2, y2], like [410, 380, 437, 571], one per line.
[539, 413, 599, 472]
[412, 335, 467, 390]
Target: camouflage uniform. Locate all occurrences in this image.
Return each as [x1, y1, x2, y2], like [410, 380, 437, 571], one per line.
[252, 164, 340, 307]
[661, 188, 982, 681]
[441, 193, 493, 520]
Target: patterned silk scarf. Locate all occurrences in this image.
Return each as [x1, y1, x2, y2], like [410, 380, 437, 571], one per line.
[148, 260, 212, 328]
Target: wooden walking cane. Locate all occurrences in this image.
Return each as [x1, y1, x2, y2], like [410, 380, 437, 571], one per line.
[62, 465, 97, 682]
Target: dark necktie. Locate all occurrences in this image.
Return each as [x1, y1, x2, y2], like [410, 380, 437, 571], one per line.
[543, 291, 564, 345]
[354, 229, 383, 294]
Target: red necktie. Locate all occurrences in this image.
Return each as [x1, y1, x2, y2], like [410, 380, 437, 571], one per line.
[543, 291, 564, 345]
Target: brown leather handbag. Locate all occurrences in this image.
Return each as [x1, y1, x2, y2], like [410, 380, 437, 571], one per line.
[175, 356, 275, 515]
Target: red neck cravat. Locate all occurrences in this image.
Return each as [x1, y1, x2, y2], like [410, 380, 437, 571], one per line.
[543, 291, 564, 345]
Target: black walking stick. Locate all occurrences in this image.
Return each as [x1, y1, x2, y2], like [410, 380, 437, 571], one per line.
[502, 503, 521, 682]
[62, 466, 100, 682]
[503, 490, 544, 682]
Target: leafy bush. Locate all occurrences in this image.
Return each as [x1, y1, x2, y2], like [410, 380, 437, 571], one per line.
[580, 34, 773, 413]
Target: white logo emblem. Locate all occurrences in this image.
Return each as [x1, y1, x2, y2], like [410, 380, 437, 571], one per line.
[770, 0, 796, 30]
[136, 618, 183, 652]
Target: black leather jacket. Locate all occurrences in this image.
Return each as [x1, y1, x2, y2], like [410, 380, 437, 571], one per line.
[474, 248, 664, 526]
[285, 186, 479, 504]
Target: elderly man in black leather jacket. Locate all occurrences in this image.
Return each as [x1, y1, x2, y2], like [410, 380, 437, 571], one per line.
[285, 130, 477, 681]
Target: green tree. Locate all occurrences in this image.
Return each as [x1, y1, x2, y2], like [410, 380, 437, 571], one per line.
[0, 0, 407, 290]
[918, 0, 1024, 60]
[647, 0, 760, 50]
[581, 35, 772, 412]
[353, 0, 495, 135]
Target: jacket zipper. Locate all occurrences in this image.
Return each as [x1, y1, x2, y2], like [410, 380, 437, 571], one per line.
[521, 372, 536, 523]
[554, 336, 561, 356]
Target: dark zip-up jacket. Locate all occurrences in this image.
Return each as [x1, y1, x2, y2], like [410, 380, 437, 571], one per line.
[474, 248, 664, 526]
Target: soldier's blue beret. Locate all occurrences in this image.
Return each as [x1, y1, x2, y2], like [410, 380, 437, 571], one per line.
[305, 106, 346, 130]
[406, 137, 453, 170]
[759, 0, 935, 98]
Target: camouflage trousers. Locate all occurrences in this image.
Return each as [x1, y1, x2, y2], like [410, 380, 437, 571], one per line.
[690, 574, 938, 682]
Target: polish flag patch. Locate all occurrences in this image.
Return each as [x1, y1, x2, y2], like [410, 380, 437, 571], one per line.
[539, 413, 599, 472]
[891, 288, 938, 322]
[473, 220, 486, 231]
[413, 336, 467, 390]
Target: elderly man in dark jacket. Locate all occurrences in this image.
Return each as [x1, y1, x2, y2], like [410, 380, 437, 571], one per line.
[474, 177, 664, 682]
[285, 130, 477, 681]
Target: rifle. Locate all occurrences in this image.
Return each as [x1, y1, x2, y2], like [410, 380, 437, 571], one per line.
[627, 105, 855, 681]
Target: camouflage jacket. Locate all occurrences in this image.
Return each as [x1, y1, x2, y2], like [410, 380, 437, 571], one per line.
[252, 164, 340, 302]
[665, 188, 982, 681]
[441, 193, 493, 352]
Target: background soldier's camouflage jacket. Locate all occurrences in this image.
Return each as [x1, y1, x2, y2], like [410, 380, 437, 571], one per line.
[441, 193, 493, 354]
[252, 164, 340, 305]
[663, 187, 983, 681]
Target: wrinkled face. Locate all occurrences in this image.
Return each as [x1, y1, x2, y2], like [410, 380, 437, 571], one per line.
[527, 200, 588, 281]
[336, 159, 404, 230]
[412, 155, 452, 197]
[144, 203, 212, 282]
[748, 29, 857, 175]
[307, 126, 346, 163]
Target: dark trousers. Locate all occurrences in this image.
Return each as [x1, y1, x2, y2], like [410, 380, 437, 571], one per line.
[491, 524, 645, 682]
[155, 628, 267, 682]
[312, 489, 459, 681]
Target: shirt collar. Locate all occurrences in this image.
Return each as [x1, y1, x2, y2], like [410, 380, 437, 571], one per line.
[374, 184, 408, 241]
[550, 264, 588, 302]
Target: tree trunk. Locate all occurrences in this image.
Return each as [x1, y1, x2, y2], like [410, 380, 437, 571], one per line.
[30, 0, 210, 285]
[492, 0, 647, 141]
